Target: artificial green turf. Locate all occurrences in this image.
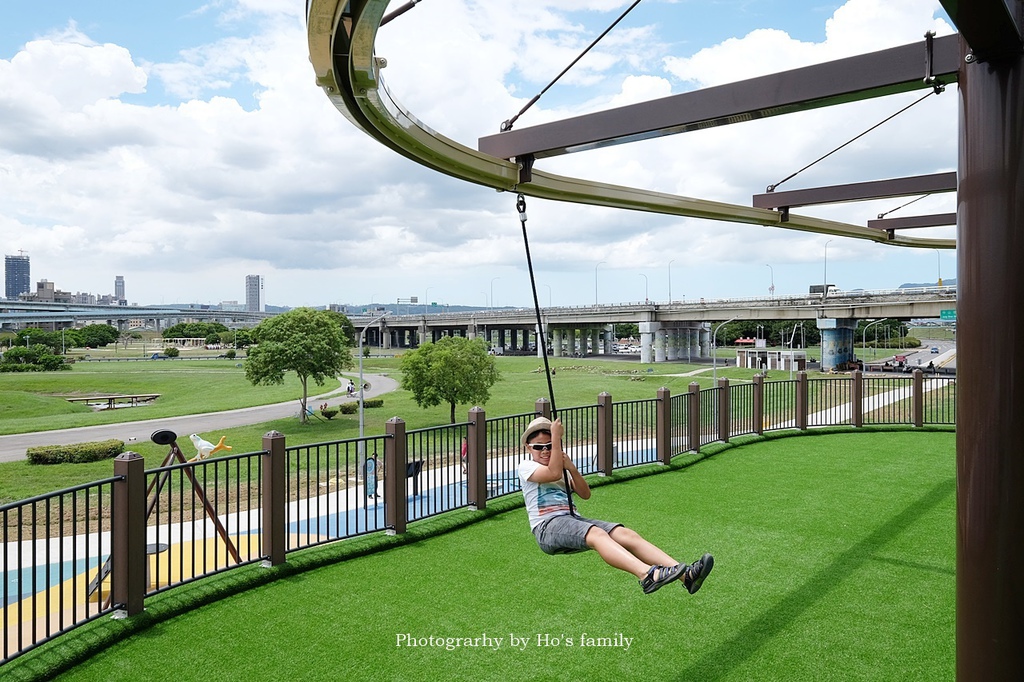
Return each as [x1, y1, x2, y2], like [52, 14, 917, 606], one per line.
[7, 429, 954, 682]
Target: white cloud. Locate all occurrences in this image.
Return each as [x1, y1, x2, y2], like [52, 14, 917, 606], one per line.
[0, 1, 958, 308]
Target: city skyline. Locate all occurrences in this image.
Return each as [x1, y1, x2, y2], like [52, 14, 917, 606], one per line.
[1, 1, 956, 308]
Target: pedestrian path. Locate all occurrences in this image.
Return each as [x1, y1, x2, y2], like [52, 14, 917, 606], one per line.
[0, 373, 398, 463]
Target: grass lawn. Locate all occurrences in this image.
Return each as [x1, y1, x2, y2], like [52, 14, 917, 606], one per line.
[0, 355, 777, 502]
[0, 360, 310, 435]
[9, 429, 955, 682]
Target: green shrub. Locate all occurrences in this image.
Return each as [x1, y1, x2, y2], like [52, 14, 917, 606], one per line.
[164, 347, 180, 357]
[224, 349, 237, 359]
[321, 408, 339, 420]
[27, 439, 125, 465]
[338, 398, 383, 415]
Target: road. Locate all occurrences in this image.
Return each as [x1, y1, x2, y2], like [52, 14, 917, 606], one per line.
[0, 373, 399, 463]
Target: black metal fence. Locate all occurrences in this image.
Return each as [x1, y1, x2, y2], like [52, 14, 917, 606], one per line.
[1, 370, 956, 665]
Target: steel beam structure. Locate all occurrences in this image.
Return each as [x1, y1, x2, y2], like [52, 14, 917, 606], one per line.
[867, 213, 957, 231]
[478, 35, 960, 161]
[753, 173, 957, 210]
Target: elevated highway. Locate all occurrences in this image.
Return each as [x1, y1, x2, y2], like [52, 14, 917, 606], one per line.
[350, 286, 956, 368]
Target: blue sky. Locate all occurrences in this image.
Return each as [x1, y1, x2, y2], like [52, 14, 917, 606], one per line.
[0, 1, 956, 308]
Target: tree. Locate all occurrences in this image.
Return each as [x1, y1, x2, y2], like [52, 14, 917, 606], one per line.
[244, 308, 354, 423]
[76, 324, 119, 348]
[400, 336, 500, 423]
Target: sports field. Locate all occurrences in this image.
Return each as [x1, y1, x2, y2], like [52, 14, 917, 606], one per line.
[8, 429, 954, 682]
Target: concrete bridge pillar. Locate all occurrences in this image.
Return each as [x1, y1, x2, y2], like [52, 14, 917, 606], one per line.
[591, 329, 601, 355]
[552, 329, 563, 357]
[604, 324, 615, 354]
[654, 328, 667, 362]
[665, 328, 679, 361]
[817, 319, 857, 371]
[536, 324, 545, 358]
[699, 327, 710, 358]
[639, 321, 660, 364]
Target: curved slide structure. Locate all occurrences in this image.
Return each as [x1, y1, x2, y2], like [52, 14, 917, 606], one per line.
[305, 0, 954, 249]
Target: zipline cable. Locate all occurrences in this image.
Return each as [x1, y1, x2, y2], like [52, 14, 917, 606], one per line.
[766, 90, 939, 193]
[501, 0, 644, 131]
[516, 193, 575, 515]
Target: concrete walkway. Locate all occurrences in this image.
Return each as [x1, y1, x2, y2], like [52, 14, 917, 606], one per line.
[0, 373, 399, 463]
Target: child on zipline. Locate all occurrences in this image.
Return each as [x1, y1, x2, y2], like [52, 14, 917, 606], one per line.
[517, 416, 713, 594]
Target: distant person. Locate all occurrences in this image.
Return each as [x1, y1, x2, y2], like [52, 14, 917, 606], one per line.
[460, 436, 468, 474]
[365, 452, 380, 500]
[517, 417, 713, 595]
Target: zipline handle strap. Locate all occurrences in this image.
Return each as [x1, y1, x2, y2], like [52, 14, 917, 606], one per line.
[516, 193, 575, 515]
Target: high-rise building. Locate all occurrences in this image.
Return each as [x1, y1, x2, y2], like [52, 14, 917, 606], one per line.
[4, 253, 30, 300]
[114, 275, 125, 302]
[245, 275, 264, 312]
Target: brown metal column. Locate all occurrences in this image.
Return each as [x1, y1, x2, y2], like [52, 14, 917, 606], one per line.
[261, 431, 286, 566]
[717, 378, 730, 443]
[656, 387, 671, 465]
[466, 407, 486, 510]
[956, 42, 1024, 681]
[111, 452, 146, 616]
[596, 392, 614, 474]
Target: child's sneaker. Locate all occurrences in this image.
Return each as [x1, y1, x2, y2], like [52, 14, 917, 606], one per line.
[639, 563, 684, 594]
[682, 554, 714, 594]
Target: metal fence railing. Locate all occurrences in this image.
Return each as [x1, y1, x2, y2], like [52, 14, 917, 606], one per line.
[1, 369, 955, 666]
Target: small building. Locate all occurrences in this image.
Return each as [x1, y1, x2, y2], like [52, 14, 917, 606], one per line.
[735, 348, 807, 371]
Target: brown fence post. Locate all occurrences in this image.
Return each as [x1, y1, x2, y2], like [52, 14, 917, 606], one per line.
[261, 431, 286, 567]
[535, 397, 552, 419]
[111, 452, 145, 617]
[796, 372, 809, 430]
[852, 370, 864, 428]
[913, 369, 924, 427]
[717, 378, 731, 443]
[467, 407, 487, 510]
[656, 387, 671, 465]
[688, 381, 701, 453]
[597, 392, 614, 474]
[753, 373, 764, 435]
[385, 417, 407, 535]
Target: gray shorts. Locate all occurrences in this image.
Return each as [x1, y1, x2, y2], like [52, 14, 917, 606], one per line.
[532, 515, 622, 555]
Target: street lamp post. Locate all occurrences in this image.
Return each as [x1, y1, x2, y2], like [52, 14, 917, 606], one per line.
[489, 277, 500, 311]
[668, 260, 675, 302]
[934, 249, 943, 286]
[766, 264, 775, 298]
[595, 261, 606, 305]
[543, 284, 552, 308]
[863, 319, 886, 360]
[358, 311, 389, 455]
[712, 317, 738, 382]
[823, 239, 834, 298]
[424, 286, 434, 315]
[638, 273, 649, 302]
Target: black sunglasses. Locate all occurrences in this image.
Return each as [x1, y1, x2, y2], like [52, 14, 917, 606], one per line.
[528, 443, 553, 451]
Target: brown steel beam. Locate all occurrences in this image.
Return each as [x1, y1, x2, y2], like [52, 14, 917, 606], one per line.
[479, 35, 960, 160]
[867, 212, 956, 231]
[753, 173, 956, 210]
[940, 0, 1023, 61]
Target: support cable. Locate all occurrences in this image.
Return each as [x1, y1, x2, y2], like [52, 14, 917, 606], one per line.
[381, 0, 422, 27]
[501, 0, 644, 132]
[516, 194, 575, 515]
[766, 90, 939, 193]
[877, 193, 930, 220]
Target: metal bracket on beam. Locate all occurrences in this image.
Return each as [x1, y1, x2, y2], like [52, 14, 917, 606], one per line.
[515, 155, 535, 185]
[924, 31, 947, 94]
